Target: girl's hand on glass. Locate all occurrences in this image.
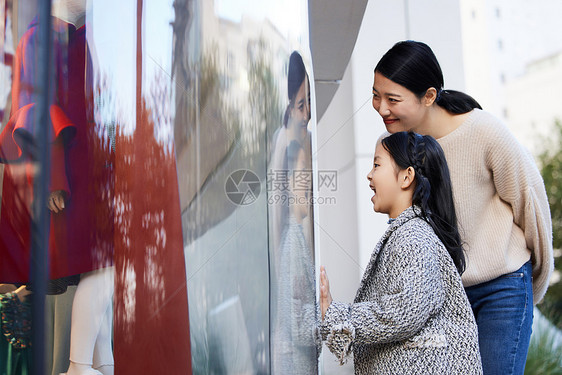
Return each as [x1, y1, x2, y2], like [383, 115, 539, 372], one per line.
[320, 266, 333, 321]
[48, 190, 66, 213]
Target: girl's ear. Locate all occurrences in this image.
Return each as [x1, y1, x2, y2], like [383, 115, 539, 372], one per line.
[401, 166, 416, 189]
[424, 87, 437, 106]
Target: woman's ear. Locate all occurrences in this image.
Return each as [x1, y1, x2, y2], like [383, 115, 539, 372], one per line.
[401, 167, 416, 189]
[424, 87, 437, 106]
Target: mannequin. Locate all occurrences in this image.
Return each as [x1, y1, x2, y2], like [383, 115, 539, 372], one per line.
[0, 1, 113, 373]
[50, 1, 115, 375]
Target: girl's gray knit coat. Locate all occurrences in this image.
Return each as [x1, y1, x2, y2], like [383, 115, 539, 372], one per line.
[321, 206, 482, 374]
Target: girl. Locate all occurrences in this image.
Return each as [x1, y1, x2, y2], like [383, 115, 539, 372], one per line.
[271, 140, 319, 374]
[371, 40, 553, 374]
[320, 131, 482, 374]
[270, 52, 318, 374]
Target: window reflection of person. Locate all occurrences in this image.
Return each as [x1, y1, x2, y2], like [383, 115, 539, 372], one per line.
[271, 140, 319, 374]
[269, 51, 318, 374]
[270, 51, 312, 263]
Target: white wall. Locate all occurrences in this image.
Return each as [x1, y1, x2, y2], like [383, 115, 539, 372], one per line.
[349, 0, 466, 275]
[460, 0, 562, 122]
[316, 60, 360, 375]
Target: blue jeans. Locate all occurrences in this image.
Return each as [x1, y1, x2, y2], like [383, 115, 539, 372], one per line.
[465, 261, 533, 375]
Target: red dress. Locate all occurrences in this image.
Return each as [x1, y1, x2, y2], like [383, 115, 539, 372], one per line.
[0, 18, 114, 283]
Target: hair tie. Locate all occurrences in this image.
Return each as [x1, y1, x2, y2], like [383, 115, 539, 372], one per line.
[436, 88, 444, 102]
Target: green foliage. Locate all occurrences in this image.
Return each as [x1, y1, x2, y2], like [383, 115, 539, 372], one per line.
[539, 120, 562, 250]
[247, 38, 283, 159]
[538, 119, 562, 330]
[524, 314, 562, 375]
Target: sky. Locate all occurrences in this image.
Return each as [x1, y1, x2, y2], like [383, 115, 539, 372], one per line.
[215, 0, 306, 39]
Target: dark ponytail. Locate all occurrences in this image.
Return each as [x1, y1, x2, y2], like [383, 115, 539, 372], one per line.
[436, 89, 482, 114]
[375, 40, 481, 114]
[382, 131, 466, 275]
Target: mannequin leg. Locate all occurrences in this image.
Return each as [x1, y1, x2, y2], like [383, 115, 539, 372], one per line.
[49, 286, 76, 375]
[62, 267, 114, 375]
[93, 300, 114, 375]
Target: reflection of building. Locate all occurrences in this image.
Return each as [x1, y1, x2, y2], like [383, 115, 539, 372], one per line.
[505, 51, 562, 154]
[176, 0, 293, 216]
[202, 0, 289, 112]
[459, 0, 562, 123]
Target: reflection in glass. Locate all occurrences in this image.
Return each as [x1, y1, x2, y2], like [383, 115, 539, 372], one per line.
[88, 0, 192, 373]
[0, 0, 115, 373]
[0, 2, 115, 283]
[269, 51, 319, 374]
[176, 1, 319, 372]
[1, 0, 320, 373]
[179, 2, 271, 372]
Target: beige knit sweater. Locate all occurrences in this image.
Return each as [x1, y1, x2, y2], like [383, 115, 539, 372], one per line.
[437, 109, 553, 304]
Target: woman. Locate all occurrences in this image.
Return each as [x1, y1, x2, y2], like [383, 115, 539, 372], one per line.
[270, 51, 312, 254]
[371, 40, 553, 374]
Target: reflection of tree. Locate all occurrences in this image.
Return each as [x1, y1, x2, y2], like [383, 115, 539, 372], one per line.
[103, 15, 192, 369]
[537, 119, 562, 329]
[172, 0, 241, 218]
[84, 81, 115, 272]
[173, 23, 284, 374]
[247, 38, 282, 161]
[148, 69, 174, 150]
[113, 97, 174, 335]
[171, 0, 193, 105]
[171, 0, 195, 157]
[177, 46, 246, 375]
[112, 90, 191, 373]
[176, 38, 283, 244]
[199, 48, 240, 152]
[176, 48, 241, 242]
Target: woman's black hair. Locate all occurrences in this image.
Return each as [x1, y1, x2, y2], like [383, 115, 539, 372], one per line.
[284, 51, 307, 126]
[382, 131, 466, 275]
[375, 40, 482, 114]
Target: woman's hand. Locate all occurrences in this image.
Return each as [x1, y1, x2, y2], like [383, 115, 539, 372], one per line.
[48, 190, 66, 213]
[320, 265, 333, 321]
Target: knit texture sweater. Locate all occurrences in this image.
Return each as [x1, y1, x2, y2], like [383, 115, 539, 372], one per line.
[437, 109, 553, 303]
[321, 206, 482, 374]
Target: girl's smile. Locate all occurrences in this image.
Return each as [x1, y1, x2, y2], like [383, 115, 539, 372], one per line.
[367, 143, 402, 218]
[367, 139, 416, 219]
